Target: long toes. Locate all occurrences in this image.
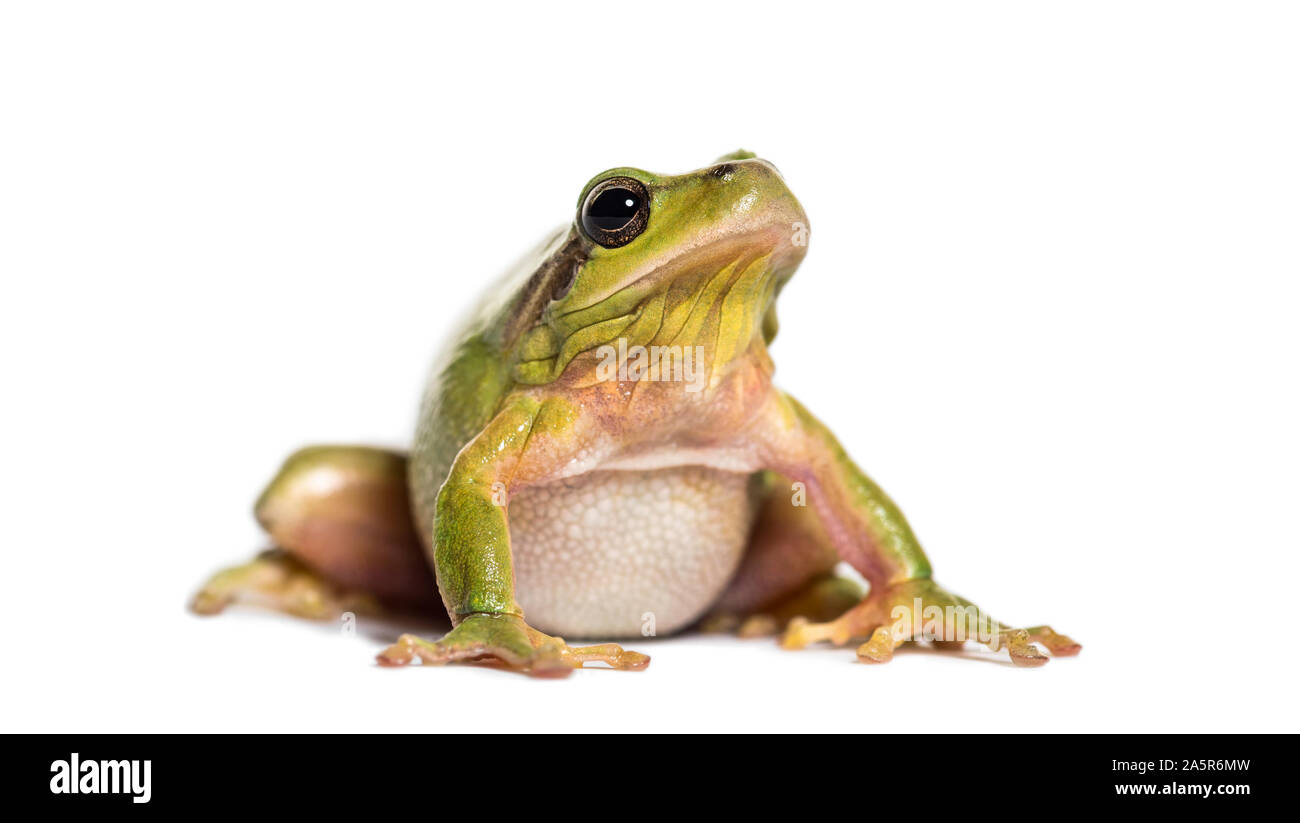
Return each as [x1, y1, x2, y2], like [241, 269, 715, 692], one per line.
[781, 616, 848, 649]
[283, 580, 336, 619]
[737, 615, 780, 638]
[189, 590, 231, 616]
[376, 634, 421, 666]
[780, 617, 813, 649]
[564, 643, 651, 671]
[1002, 629, 1050, 668]
[856, 626, 900, 663]
[1025, 626, 1082, 656]
[1010, 650, 1049, 668]
[617, 650, 652, 670]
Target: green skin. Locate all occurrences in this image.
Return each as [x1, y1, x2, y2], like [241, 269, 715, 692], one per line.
[194, 151, 1080, 675]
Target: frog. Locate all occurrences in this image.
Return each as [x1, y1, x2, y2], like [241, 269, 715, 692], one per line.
[192, 151, 1080, 676]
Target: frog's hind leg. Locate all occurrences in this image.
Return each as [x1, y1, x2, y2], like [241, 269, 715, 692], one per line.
[190, 446, 440, 619]
[700, 472, 864, 637]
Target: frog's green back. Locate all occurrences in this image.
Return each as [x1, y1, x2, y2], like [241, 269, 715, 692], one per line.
[408, 227, 581, 540]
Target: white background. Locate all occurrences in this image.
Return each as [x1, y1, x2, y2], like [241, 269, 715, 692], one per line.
[3, 2, 1297, 733]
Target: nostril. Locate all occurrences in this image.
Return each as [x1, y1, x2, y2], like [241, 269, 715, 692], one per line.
[711, 163, 736, 179]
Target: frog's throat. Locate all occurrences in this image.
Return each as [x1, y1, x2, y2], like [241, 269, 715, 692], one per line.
[510, 249, 779, 388]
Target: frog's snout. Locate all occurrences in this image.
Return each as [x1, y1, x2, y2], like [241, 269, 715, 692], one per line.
[703, 156, 809, 263]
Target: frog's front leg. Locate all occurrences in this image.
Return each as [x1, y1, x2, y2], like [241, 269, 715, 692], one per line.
[752, 392, 1081, 667]
[376, 397, 649, 677]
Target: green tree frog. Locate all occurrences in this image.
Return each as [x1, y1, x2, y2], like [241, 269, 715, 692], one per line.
[192, 151, 1080, 676]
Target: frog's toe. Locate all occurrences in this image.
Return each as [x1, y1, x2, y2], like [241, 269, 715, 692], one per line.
[945, 624, 1081, 666]
[700, 574, 864, 639]
[1018, 625, 1082, 657]
[780, 615, 852, 650]
[737, 615, 782, 638]
[992, 630, 1051, 668]
[555, 641, 651, 672]
[375, 634, 429, 666]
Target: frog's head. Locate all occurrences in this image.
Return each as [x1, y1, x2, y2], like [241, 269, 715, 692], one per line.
[507, 151, 809, 390]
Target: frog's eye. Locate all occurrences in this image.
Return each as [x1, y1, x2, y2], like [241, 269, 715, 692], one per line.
[580, 177, 650, 249]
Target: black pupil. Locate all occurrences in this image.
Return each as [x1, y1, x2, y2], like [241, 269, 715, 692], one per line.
[587, 187, 640, 231]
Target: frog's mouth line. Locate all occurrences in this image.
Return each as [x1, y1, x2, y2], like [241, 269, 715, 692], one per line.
[555, 225, 791, 321]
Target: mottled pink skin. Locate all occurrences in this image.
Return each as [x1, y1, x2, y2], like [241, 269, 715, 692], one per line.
[254, 447, 438, 610]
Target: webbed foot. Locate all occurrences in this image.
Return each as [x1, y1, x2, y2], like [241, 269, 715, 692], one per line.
[376, 613, 650, 677]
[781, 579, 1080, 667]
